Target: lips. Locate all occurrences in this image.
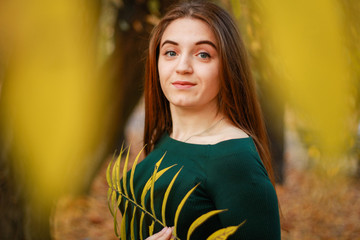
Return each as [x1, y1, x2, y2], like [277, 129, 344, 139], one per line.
[172, 81, 196, 89]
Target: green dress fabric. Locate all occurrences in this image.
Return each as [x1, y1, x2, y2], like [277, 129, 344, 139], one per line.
[119, 133, 280, 240]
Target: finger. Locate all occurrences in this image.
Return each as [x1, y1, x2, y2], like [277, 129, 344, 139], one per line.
[170, 227, 176, 240]
[145, 227, 168, 240]
[160, 227, 173, 240]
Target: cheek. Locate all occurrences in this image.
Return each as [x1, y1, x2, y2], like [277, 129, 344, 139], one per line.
[203, 66, 220, 87]
[158, 60, 169, 82]
[208, 72, 221, 97]
[157, 63, 169, 97]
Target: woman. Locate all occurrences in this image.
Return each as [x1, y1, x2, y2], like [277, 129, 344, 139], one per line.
[119, 1, 281, 239]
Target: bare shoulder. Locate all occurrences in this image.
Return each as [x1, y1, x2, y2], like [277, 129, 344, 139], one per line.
[211, 119, 249, 143]
[220, 123, 249, 139]
[187, 118, 249, 144]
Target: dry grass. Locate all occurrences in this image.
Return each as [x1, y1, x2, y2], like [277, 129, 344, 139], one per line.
[278, 167, 360, 240]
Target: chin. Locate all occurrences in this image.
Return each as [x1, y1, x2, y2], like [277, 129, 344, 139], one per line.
[172, 102, 192, 108]
[168, 97, 192, 106]
[169, 100, 195, 108]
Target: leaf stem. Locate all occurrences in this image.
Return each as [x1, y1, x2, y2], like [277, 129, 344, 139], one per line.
[111, 188, 181, 240]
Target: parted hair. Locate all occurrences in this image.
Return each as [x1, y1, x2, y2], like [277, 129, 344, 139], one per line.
[144, 0, 275, 186]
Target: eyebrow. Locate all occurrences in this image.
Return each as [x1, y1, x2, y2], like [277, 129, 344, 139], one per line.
[161, 40, 217, 50]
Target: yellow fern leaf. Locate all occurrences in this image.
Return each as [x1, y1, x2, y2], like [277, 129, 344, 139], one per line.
[115, 144, 125, 192]
[150, 153, 166, 217]
[173, 183, 200, 238]
[108, 190, 117, 217]
[141, 165, 176, 208]
[106, 152, 115, 189]
[107, 188, 112, 202]
[108, 147, 246, 240]
[122, 144, 131, 196]
[107, 189, 114, 216]
[206, 221, 245, 240]
[116, 156, 123, 192]
[108, 190, 122, 219]
[149, 221, 155, 235]
[155, 153, 165, 168]
[113, 195, 122, 236]
[161, 167, 183, 226]
[108, 147, 175, 240]
[130, 146, 145, 200]
[116, 193, 122, 208]
[130, 207, 137, 240]
[120, 201, 129, 239]
[112, 153, 119, 192]
[139, 212, 145, 240]
[187, 209, 227, 240]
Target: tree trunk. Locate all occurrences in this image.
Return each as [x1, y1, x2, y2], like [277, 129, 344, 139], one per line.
[101, 0, 178, 152]
[0, 144, 26, 240]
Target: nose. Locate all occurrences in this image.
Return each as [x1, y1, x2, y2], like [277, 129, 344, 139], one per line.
[175, 54, 193, 74]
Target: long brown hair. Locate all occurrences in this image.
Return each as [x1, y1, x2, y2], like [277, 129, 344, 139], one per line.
[144, 0, 275, 187]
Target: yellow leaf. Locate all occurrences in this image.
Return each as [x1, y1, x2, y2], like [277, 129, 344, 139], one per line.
[122, 144, 131, 196]
[108, 190, 117, 217]
[130, 146, 145, 200]
[155, 153, 165, 168]
[107, 188, 112, 202]
[130, 207, 137, 240]
[161, 167, 183, 226]
[107, 191, 113, 217]
[139, 212, 145, 240]
[150, 153, 166, 217]
[106, 152, 115, 189]
[149, 221, 155, 235]
[114, 196, 123, 237]
[116, 194, 122, 208]
[141, 165, 176, 208]
[117, 145, 128, 192]
[116, 155, 122, 192]
[173, 183, 200, 238]
[111, 154, 118, 191]
[113, 195, 122, 232]
[187, 209, 227, 240]
[120, 201, 129, 239]
[107, 146, 246, 240]
[206, 221, 245, 240]
[113, 145, 124, 192]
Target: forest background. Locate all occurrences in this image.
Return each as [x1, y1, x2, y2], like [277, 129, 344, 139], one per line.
[0, 0, 359, 239]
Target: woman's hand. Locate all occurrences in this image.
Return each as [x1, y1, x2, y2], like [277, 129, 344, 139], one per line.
[145, 227, 174, 240]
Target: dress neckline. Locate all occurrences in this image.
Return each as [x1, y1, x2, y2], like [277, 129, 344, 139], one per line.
[165, 132, 251, 145]
[153, 133, 255, 158]
[156, 132, 251, 150]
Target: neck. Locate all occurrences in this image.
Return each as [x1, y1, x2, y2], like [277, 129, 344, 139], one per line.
[170, 103, 224, 142]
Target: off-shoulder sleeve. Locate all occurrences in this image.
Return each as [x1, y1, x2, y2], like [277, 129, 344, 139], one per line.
[205, 144, 281, 240]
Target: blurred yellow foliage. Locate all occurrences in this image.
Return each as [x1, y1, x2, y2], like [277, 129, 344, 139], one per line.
[0, 0, 109, 207]
[257, 0, 356, 173]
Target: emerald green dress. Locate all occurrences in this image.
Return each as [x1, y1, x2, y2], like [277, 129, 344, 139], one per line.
[119, 134, 280, 240]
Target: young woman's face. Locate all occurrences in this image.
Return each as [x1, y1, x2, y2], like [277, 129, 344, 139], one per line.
[158, 18, 220, 111]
